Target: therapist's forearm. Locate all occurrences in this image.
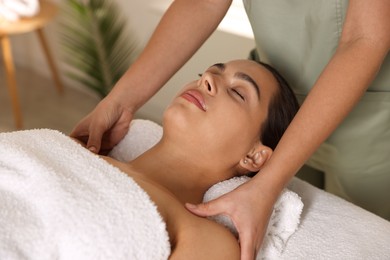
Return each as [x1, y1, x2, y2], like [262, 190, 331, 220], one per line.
[254, 0, 390, 196]
[260, 40, 388, 193]
[110, 0, 231, 113]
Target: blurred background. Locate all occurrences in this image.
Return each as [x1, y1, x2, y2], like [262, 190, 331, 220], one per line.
[0, 0, 256, 134]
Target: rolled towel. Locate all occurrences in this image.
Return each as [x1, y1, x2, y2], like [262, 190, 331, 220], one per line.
[0, 0, 40, 22]
[110, 119, 304, 259]
[204, 176, 303, 259]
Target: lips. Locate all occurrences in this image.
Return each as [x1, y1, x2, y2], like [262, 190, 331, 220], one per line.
[180, 90, 206, 111]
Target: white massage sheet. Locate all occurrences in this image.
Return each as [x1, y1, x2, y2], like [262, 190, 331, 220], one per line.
[0, 119, 389, 259]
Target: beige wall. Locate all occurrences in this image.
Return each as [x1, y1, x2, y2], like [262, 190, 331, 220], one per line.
[3, 0, 255, 124]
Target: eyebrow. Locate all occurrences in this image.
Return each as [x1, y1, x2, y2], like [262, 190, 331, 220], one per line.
[211, 63, 261, 100]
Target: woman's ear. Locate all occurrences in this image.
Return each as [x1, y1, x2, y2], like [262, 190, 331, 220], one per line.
[239, 144, 273, 174]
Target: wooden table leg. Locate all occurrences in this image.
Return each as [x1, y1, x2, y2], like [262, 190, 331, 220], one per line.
[1, 35, 23, 129]
[36, 28, 64, 94]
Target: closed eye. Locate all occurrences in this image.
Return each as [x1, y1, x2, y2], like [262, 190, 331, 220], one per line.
[232, 88, 245, 101]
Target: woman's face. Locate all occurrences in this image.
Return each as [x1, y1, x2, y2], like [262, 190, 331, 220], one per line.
[163, 60, 278, 168]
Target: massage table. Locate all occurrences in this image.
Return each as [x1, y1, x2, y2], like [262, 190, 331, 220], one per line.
[0, 119, 389, 259]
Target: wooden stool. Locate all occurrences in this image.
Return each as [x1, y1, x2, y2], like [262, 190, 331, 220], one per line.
[0, 0, 63, 129]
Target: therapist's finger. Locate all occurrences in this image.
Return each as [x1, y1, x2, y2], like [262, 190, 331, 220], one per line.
[185, 198, 227, 217]
[86, 123, 105, 153]
[70, 117, 89, 140]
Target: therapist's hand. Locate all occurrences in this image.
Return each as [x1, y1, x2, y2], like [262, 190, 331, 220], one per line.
[70, 96, 133, 154]
[185, 177, 276, 260]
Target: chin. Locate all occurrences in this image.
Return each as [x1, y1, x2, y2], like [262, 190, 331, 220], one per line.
[163, 106, 210, 146]
[162, 105, 190, 133]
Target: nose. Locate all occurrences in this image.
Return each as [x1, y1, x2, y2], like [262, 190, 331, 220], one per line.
[200, 73, 217, 96]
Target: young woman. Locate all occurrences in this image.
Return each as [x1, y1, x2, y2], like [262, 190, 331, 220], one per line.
[0, 59, 298, 259]
[100, 59, 299, 258]
[78, 60, 298, 259]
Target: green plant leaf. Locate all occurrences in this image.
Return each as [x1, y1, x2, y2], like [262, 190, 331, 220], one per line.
[59, 0, 138, 98]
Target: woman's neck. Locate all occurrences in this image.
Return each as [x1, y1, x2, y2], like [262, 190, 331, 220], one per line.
[128, 140, 223, 205]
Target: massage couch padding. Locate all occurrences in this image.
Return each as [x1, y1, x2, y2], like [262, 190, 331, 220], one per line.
[111, 119, 390, 259]
[284, 178, 390, 259]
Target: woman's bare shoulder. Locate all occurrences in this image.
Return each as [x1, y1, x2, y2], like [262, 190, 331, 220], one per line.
[170, 217, 240, 259]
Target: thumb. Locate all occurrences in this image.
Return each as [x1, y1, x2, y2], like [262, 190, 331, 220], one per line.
[185, 199, 225, 217]
[239, 231, 257, 260]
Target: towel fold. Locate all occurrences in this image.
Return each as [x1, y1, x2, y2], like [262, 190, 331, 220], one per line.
[110, 119, 304, 259]
[0, 129, 170, 260]
[0, 0, 40, 22]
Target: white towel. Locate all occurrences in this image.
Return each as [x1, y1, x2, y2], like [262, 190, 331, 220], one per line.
[0, 0, 39, 22]
[0, 129, 170, 260]
[110, 119, 304, 259]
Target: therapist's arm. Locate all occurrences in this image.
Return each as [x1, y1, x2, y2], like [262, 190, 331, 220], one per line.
[260, 0, 390, 187]
[187, 1, 390, 259]
[71, 0, 232, 153]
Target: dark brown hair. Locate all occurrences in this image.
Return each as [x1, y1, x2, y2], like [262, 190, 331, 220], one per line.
[257, 61, 300, 150]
